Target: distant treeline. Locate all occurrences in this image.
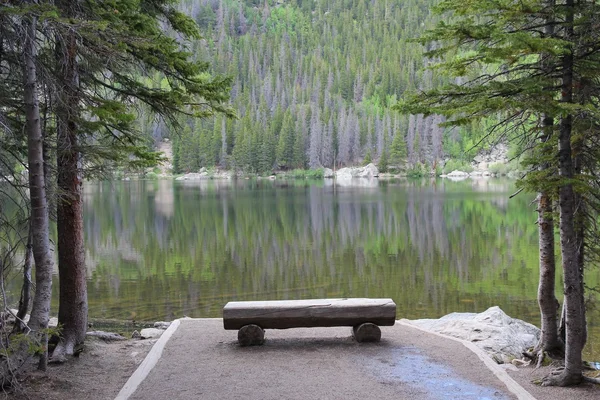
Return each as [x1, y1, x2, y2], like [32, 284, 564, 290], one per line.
[141, 0, 485, 174]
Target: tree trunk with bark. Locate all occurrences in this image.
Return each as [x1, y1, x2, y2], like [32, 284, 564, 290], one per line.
[52, 5, 88, 361]
[536, 186, 562, 357]
[23, 15, 53, 337]
[543, 0, 586, 385]
[534, 2, 562, 362]
[13, 225, 33, 334]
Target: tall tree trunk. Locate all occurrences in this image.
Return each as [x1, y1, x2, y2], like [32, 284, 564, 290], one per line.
[23, 15, 53, 336]
[52, 6, 88, 361]
[536, 183, 562, 355]
[534, 0, 562, 361]
[543, 0, 585, 386]
[21, 14, 54, 375]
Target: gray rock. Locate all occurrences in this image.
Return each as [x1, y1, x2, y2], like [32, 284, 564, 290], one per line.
[356, 163, 379, 178]
[446, 170, 469, 177]
[334, 163, 379, 179]
[323, 168, 334, 178]
[87, 331, 127, 341]
[335, 167, 353, 178]
[154, 321, 171, 330]
[131, 330, 141, 339]
[140, 328, 165, 339]
[408, 306, 540, 364]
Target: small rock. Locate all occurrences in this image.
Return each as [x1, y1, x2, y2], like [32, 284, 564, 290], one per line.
[140, 328, 164, 339]
[153, 321, 171, 330]
[86, 331, 127, 341]
[131, 330, 141, 339]
[511, 358, 531, 367]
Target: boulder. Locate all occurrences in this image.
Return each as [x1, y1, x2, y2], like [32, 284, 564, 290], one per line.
[334, 163, 379, 179]
[407, 306, 540, 364]
[446, 170, 469, 177]
[356, 163, 379, 178]
[323, 168, 334, 178]
[335, 167, 353, 179]
[140, 328, 165, 339]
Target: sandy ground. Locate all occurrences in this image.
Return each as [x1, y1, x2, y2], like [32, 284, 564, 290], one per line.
[129, 319, 517, 400]
[4, 319, 599, 400]
[3, 337, 155, 400]
[508, 364, 600, 400]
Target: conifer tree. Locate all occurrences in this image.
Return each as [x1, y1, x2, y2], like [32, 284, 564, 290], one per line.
[395, 0, 600, 386]
[389, 132, 408, 167]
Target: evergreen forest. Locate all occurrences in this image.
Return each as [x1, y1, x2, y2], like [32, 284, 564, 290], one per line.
[164, 0, 472, 174]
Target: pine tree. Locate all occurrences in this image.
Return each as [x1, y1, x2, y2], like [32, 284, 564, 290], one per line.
[276, 111, 295, 169]
[389, 132, 408, 167]
[395, 0, 600, 386]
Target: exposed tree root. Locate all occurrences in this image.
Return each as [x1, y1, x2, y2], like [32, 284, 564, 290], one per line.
[584, 376, 600, 385]
[541, 367, 583, 387]
[522, 346, 564, 369]
[50, 337, 85, 364]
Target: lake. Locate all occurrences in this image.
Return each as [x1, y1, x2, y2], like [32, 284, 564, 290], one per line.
[71, 178, 599, 358]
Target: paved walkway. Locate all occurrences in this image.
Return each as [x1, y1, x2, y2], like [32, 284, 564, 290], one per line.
[115, 319, 536, 400]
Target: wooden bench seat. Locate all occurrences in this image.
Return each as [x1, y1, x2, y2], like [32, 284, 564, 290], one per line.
[223, 298, 396, 346]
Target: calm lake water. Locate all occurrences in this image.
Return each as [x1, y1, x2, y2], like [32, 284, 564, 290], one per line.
[69, 178, 598, 358]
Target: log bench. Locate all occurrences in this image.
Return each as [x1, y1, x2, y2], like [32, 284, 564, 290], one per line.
[223, 298, 396, 346]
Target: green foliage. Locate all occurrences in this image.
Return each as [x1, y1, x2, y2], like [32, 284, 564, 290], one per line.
[442, 159, 474, 174]
[389, 133, 408, 166]
[363, 150, 372, 165]
[488, 162, 509, 176]
[145, 172, 159, 180]
[378, 149, 389, 173]
[406, 162, 429, 178]
[280, 168, 324, 179]
[170, 0, 457, 173]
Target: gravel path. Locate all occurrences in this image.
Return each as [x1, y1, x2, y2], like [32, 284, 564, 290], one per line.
[122, 319, 528, 400]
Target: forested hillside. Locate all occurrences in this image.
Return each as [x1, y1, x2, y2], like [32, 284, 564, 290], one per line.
[161, 0, 478, 174]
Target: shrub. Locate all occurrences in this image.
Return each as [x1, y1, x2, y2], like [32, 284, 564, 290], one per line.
[442, 159, 474, 174]
[406, 162, 429, 178]
[488, 162, 509, 175]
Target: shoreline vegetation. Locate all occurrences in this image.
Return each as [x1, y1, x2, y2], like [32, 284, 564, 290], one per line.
[126, 163, 521, 182]
[120, 139, 520, 181]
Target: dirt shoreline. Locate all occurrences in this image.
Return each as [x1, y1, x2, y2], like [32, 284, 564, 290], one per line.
[5, 319, 600, 400]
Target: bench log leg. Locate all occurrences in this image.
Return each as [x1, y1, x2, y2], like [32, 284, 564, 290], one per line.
[238, 324, 265, 346]
[353, 323, 381, 343]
